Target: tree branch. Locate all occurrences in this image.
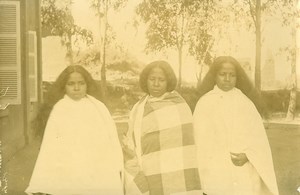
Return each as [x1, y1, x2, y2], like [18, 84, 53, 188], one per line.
[247, 0, 256, 27]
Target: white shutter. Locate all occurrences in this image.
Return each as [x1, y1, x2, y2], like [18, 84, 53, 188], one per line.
[27, 31, 37, 102]
[0, 1, 21, 104]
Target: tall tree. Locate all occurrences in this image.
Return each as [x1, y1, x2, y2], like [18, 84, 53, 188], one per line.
[255, 0, 262, 91]
[41, 0, 93, 65]
[137, 0, 216, 88]
[90, 0, 127, 99]
[232, 0, 277, 91]
[277, 0, 299, 120]
[234, 0, 298, 119]
[188, 1, 231, 85]
[286, 26, 297, 120]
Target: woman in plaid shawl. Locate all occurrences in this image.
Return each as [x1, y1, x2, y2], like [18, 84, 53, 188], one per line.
[122, 61, 202, 195]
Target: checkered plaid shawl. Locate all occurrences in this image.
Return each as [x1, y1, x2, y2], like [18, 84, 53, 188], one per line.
[123, 91, 201, 195]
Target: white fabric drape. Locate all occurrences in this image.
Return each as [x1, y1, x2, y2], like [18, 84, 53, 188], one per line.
[193, 86, 278, 195]
[26, 95, 123, 195]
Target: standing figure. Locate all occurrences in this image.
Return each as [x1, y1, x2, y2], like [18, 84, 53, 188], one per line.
[122, 60, 202, 195]
[26, 65, 123, 195]
[193, 56, 279, 195]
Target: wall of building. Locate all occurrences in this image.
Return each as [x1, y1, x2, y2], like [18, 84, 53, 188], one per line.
[1, 0, 42, 163]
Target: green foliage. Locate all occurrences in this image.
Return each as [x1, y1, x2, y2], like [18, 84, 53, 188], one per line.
[105, 83, 141, 112]
[232, 0, 282, 31]
[41, 0, 93, 46]
[136, 0, 215, 87]
[136, 0, 205, 52]
[136, 0, 232, 82]
[176, 86, 199, 112]
[89, 0, 128, 13]
[41, 81, 299, 121]
[187, 1, 218, 66]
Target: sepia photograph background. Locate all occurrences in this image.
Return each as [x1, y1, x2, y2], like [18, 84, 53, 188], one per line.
[1, 0, 300, 194]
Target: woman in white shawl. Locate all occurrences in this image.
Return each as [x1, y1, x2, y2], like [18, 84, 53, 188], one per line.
[26, 65, 123, 195]
[193, 56, 279, 195]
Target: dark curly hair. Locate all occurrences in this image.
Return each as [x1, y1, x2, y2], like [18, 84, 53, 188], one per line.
[34, 65, 102, 137]
[197, 56, 267, 117]
[139, 60, 177, 94]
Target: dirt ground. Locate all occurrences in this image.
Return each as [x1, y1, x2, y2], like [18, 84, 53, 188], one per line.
[2, 122, 300, 195]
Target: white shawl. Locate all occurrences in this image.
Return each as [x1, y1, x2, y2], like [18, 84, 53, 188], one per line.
[26, 95, 123, 195]
[193, 86, 278, 195]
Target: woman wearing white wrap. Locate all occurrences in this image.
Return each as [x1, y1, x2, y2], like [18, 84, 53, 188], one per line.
[26, 65, 124, 195]
[193, 56, 279, 195]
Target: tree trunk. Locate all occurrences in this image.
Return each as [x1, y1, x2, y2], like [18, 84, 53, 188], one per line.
[97, 0, 108, 100]
[66, 33, 74, 66]
[286, 75, 297, 120]
[255, 0, 261, 92]
[196, 62, 204, 89]
[100, 62, 107, 100]
[177, 7, 186, 89]
[286, 9, 298, 120]
[178, 46, 183, 89]
[196, 37, 214, 88]
[100, 0, 108, 101]
[286, 58, 297, 120]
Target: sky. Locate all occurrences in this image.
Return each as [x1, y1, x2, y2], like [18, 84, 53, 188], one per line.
[43, 0, 299, 89]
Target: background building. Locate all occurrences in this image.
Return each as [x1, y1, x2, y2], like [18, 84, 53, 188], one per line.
[0, 0, 42, 164]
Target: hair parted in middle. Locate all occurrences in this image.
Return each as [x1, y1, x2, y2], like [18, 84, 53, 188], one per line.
[197, 56, 253, 98]
[139, 60, 177, 94]
[47, 65, 102, 106]
[197, 56, 267, 117]
[35, 65, 102, 137]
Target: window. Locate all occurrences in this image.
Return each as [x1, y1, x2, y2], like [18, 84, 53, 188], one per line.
[27, 31, 37, 102]
[0, 1, 21, 104]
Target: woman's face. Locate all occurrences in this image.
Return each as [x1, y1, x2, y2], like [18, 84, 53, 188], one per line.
[215, 62, 237, 91]
[147, 67, 168, 97]
[65, 72, 87, 101]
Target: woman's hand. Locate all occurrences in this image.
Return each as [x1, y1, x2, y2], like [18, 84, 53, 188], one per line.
[230, 152, 248, 166]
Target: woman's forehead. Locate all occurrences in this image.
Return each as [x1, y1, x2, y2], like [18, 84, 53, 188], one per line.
[149, 67, 165, 76]
[219, 62, 236, 71]
[67, 72, 85, 80]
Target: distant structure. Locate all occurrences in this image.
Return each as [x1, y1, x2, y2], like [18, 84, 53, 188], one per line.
[237, 58, 253, 80]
